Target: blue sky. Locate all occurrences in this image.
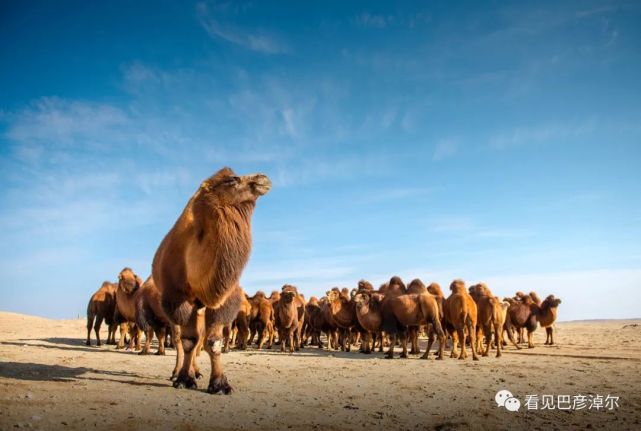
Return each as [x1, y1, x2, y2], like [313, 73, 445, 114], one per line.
[1, 1, 640, 320]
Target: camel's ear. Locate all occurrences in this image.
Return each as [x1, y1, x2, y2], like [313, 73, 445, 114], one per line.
[135, 275, 143, 289]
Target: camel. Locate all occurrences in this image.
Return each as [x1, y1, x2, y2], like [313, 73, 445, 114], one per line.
[380, 277, 445, 360]
[86, 281, 118, 346]
[233, 291, 252, 350]
[468, 283, 505, 358]
[504, 294, 539, 349]
[303, 296, 332, 349]
[277, 285, 300, 353]
[247, 291, 275, 349]
[152, 167, 271, 394]
[326, 287, 356, 351]
[135, 276, 171, 355]
[443, 280, 479, 360]
[114, 267, 144, 351]
[538, 295, 562, 345]
[406, 278, 428, 354]
[353, 292, 384, 354]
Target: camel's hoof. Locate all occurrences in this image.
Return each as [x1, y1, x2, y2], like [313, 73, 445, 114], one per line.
[154, 350, 165, 356]
[173, 374, 197, 390]
[473, 357, 480, 361]
[115, 346, 125, 350]
[400, 353, 408, 359]
[207, 375, 233, 395]
[138, 350, 150, 356]
[516, 346, 522, 350]
[96, 342, 102, 347]
[528, 345, 534, 349]
[384, 354, 394, 360]
[435, 355, 443, 361]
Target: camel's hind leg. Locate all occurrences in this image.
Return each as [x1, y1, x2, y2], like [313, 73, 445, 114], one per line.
[155, 326, 167, 355]
[468, 320, 479, 361]
[456, 328, 467, 359]
[450, 331, 459, 358]
[93, 316, 104, 346]
[139, 328, 153, 355]
[505, 323, 521, 350]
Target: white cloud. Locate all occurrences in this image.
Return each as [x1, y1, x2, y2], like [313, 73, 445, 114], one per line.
[196, 2, 288, 54]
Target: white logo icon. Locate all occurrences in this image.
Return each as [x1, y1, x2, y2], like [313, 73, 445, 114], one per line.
[496, 389, 520, 412]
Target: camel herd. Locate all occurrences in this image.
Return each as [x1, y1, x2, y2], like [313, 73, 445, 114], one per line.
[87, 274, 562, 361]
[84, 167, 562, 395]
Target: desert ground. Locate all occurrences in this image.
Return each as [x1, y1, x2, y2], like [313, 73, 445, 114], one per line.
[0, 312, 639, 431]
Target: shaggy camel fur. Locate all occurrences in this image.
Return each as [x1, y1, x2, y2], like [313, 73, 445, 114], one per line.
[152, 167, 271, 394]
[86, 281, 118, 346]
[114, 267, 144, 351]
[504, 294, 539, 349]
[406, 278, 428, 354]
[444, 280, 479, 360]
[135, 276, 170, 355]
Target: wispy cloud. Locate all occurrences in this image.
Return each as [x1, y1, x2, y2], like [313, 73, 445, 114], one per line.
[196, 2, 289, 54]
[432, 138, 459, 161]
[489, 120, 596, 150]
[355, 13, 390, 28]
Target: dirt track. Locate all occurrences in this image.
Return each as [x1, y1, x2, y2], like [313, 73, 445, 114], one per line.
[1, 312, 640, 430]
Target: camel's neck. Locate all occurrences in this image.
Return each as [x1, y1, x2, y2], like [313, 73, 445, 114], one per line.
[186, 202, 254, 307]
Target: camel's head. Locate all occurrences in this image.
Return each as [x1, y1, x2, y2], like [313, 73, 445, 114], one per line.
[427, 282, 444, 298]
[353, 292, 370, 309]
[281, 288, 296, 304]
[357, 280, 374, 292]
[118, 267, 141, 294]
[449, 279, 466, 293]
[469, 283, 491, 299]
[542, 295, 562, 308]
[198, 167, 271, 208]
[308, 296, 319, 306]
[270, 290, 281, 301]
[327, 288, 341, 302]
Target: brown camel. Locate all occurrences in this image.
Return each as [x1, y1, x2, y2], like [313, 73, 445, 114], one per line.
[504, 294, 539, 349]
[405, 278, 428, 354]
[538, 295, 562, 345]
[86, 281, 118, 346]
[353, 292, 384, 354]
[232, 290, 252, 350]
[443, 280, 479, 360]
[380, 282, 445, 360]
[277, 285, 300, 353]
[114, 267, 144, 351]
[303, 296, 332, 348]
[135, 276, 171, 355]
[247, 291, 275, 349]
[326, 287, 356, 351]
[152, 167, 271, 394]
[468, 283, 504, 358]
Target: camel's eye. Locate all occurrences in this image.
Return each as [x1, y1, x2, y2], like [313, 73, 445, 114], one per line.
[222, 177, 240, 186]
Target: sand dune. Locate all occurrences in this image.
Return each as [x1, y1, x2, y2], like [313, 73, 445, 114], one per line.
[0, 311, 640, 430]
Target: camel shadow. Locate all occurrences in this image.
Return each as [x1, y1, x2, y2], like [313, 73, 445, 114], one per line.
[2, 338, 165, 355]
[0, 361, 168, 387]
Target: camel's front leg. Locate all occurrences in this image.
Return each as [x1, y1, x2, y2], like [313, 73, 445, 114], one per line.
[173, 309, 205, 389]
[204, 322, 232, 394]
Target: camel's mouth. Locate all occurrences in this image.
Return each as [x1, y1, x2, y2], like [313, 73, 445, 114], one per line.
[249, 174, 272, 196]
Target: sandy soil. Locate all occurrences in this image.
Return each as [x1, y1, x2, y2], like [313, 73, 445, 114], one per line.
[0, 311, 640, 431]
